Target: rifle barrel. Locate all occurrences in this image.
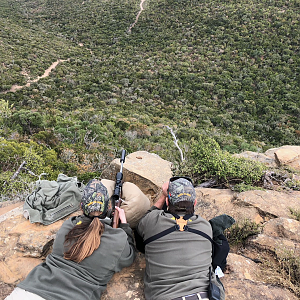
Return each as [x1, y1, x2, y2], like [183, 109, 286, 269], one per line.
[112, 149, 126, 228]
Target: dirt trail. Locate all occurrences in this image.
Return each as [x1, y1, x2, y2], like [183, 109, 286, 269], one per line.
[2, 0, 146, 94]
[2, 59, 68, 94]
[128, 0, 146, 33]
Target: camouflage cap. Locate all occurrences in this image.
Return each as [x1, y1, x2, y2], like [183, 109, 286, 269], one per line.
[81, 179, 111, 218]
[168, 177, 196, 205]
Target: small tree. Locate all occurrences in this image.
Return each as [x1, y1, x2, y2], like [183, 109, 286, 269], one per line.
[11, 109, 44, 135]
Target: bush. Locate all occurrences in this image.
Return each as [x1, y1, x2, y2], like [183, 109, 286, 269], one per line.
[77, 171, 102, 184]
[289, 208, 300, 221]
[225, 219, 261, 247]
[10, 109, 44, 134]
[233, 183, 265, 192]
[0, 99, 13, 124]
[23, 147, 56, 178]
[0, 138, 28, 171]
[0, 172, 33, 200]
[176, 136, 267, 186]
[0, 139, 61, 196]
[275, 249, 300, 296]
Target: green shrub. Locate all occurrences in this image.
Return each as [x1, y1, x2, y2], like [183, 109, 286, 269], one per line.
[0, 172, 33, 200]
[285, 179, 300, 191]
[0, 99, 13, 125]
[77, 171, 102, 184]
[23, 147, 55, 178]
[0, 139, 60, 192]
[233, 183, 265, 192]
[289, 208, 300, 222]
[10, 109, 44, 134]
[278, 250, 300, 296]
[0, 138, 28, 171]
[0, 138, 85, 197]
[176, 136, 266, 186]
[33, 130, 59, 148]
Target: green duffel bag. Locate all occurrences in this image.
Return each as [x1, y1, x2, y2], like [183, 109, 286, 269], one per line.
[23, 174, 85, 225]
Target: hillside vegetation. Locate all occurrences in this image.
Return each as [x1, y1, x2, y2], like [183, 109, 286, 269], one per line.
[0, 0, 300, 195]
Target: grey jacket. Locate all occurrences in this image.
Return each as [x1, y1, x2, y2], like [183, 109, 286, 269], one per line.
[18, 216, 136, 300]
[137, 207, 225, 300]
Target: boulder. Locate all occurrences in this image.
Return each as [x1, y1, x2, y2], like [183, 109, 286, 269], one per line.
[248, 217, 300, 257]
[233, 151, 277, 167]
[101, 151, 173, 203]
[237, 145, 300, 171]
[267, 146, 300, 169]
[249, 233, 298, 256]
[263, 217, 300, 242]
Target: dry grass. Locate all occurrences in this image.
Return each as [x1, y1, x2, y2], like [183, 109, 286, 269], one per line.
[261, 248, 300, 297]
[289, 208, 300, 222]
[225, 219, 261, 247]
[226, 220, 300, 298]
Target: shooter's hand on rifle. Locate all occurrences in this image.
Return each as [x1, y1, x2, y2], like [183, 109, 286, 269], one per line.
[115, 206, 127, 224]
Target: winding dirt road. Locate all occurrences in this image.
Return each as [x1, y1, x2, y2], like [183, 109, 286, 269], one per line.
[128, 0, 146, 33]
[1, 59, 68, 94]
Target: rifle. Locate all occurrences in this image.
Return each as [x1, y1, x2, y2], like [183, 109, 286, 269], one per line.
[111, 149, 126, 228]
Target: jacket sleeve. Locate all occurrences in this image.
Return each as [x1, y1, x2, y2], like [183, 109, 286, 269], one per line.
[114, 223, 136, 271]
[136, 206, 160, 238]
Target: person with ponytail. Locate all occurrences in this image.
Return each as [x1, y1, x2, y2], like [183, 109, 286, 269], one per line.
[6, 179, 136, 300]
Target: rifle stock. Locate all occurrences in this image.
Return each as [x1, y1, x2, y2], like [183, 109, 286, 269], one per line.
[111, 149, 126, 228]
[111, 195, 120, 228]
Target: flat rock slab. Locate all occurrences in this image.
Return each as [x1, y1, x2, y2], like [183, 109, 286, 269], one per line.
[195, 188, 263, 223]
[235, 190, 300, 219]
[263, 217, 300, 242]
[249, 234, 300, 257]
[2, 154, 300, 300]
[225, 253, 260, 281]
[222, 278, 298, 300]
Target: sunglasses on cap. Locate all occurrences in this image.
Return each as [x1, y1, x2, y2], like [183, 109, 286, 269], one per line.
[169, 176, 194, 185]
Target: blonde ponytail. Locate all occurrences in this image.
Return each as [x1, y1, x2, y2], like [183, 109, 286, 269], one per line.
[64, 218, 105, 263]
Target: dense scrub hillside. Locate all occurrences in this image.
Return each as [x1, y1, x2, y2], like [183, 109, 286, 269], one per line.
[0, 0, 300, 195]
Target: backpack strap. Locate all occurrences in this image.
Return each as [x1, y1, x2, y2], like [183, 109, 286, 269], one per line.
[142, 214, 230, 272]
[144, 214, 215, 245]
[144, 226, 178, 245]
[185, 227, 215, 244]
